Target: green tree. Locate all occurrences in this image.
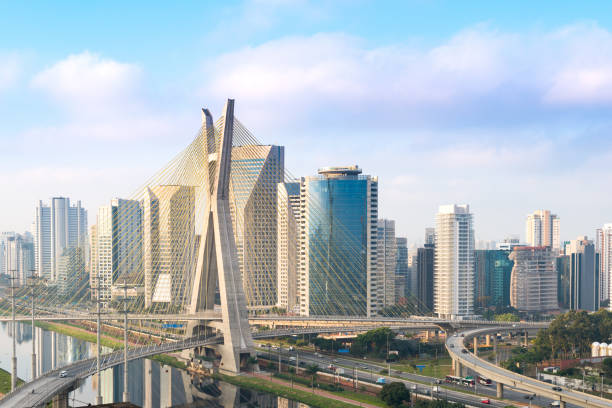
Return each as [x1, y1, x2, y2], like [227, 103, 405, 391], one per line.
[379, 382, 411, 408]
[603, 358, 612, 377]
[305, 364, 319, 389]
[494, 313, 520, 322]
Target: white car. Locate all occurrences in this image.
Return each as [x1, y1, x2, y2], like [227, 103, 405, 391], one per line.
[59, 370, 68, 378]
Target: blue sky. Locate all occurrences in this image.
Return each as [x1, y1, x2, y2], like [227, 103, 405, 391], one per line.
[2, 0, 612, 244]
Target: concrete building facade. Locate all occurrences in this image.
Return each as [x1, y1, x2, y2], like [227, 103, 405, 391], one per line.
[509, 246, 558, 312]
[276, 181, 300, 313]
[229, 145, 284, 310]
[377, 219, 397, 307]
[434, 204, 474, 319]
[525, 210, 560, 251]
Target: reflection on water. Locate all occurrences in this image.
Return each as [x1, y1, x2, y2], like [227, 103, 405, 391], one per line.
[0, 322, 308, 407]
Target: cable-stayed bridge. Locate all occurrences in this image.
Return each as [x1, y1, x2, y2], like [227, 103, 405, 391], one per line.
[0, 100, 553, 407]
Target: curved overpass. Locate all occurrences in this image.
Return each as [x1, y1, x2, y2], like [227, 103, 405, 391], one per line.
[447, 326, 612, 408]
[0, 326, 392, 408]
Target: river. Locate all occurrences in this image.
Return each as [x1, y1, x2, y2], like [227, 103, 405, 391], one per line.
[0, 322, 307, 407]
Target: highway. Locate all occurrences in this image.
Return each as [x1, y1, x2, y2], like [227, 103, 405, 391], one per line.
[447, 327, 612, 408]
[257, 345, 522, 408]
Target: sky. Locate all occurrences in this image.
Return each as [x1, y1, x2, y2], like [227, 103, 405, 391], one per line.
[2, 0, 612, 244]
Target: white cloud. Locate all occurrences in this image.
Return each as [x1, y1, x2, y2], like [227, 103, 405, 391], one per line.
[0, 54, 21, 92]
[31, 51, 142, 117]
[202, 22, 612, 130]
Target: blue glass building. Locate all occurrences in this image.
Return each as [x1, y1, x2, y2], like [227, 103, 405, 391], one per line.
[474, 249, 513, 309]
[299, 166, 378, 316]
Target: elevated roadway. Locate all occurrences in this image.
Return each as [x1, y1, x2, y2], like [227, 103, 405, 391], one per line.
[447, 326, 612, 408]
[0, 326, 392, 407]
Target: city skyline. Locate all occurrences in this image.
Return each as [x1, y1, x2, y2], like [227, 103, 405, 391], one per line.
[2, 2, 612, 242]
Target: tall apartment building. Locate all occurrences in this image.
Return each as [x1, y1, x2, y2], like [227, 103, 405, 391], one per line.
[509, 246, 558, 312]
[598, 224, 612, 305]
[525, 210, 560, 251]
[34, 198, 87, 282]
[377, 219, 397, 307]
[434, 204, 474, 319]
[276, 181, 300, 313]
[229, 145, 284, 309]
[559, 237, 600, 311]
[395, 237, 409, 301]
[92, 198, 143, 304]
[416, 243, 435, 313]
[57, 246, 86, 298]
[298, 166, 378, 317]
[2, 233, 35, 285]
[143, 186, 196, 308]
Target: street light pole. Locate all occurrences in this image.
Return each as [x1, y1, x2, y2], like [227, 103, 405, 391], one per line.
[122, 279, 130, 402]
[9, 272, 17, 391]
[29, 273, 38, 380]
[96, 272, 103, 405]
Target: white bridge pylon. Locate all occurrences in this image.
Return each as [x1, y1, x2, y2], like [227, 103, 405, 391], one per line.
[188, 99, 255, 373]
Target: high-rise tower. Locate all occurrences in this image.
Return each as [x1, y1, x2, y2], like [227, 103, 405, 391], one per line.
[229, 145, 284, 309]
[434, 204, 474, 319]
[298, 165, 378, 317]
[526, 210, 560, 251]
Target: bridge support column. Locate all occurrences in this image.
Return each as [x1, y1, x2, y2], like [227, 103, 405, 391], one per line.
[524, 331, 528, 347]
[474, 336, 478, 356]
[52, 391, 69, 408]
[425, 330, 430, 341]
[485, 335, 491, 347]
[453, 359, 462, 376]
[493, 335, 498, 365]
[558, 401, 565, 408]
[496, 382, 503, 399]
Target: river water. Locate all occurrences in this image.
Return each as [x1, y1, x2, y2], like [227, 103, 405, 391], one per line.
[0, 322, 306, 407]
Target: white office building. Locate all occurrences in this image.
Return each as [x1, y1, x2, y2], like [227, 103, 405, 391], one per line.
[598, 224, 612, 305]
[377, 219, 397, 307]
[525, 210, 560, 251]
[434, 204, 474, 319]
[33, 197, 87, 282]
[276, 181, 300, 313]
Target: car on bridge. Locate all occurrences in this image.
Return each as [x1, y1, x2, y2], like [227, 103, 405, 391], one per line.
[59, 370, 68, 378]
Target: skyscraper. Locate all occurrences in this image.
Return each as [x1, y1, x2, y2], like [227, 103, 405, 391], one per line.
[276, 181, 300, 313]
[142, 186, 196, 308]
[2, 233, 35, 285]
[416, 243, 434, 313]
[509, 246, 557, 313]
[525, 210, 560, 251]
[33, 198, 87, 282]
[473, 250, 513, 309]
[434, 204, 474, 319]
[57, 246, 86, 298]
[598, 224, 612, 305]
[298, 166, 378, 316]
[92, 197, 145, 304]
[395, 237, 409, 302]
[377, 219, 397, 307]
[230, 145, 284, 309]
[562, 236, 599, 311]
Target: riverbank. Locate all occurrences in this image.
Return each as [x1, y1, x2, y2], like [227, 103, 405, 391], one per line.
[33, 321, 186, 369]
[0, 367, 23, 396]
[215, 372, 386, 408]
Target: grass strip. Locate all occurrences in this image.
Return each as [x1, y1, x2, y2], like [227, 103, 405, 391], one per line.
[215, 373, 377, 408]
[0, 367, 23, 395]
